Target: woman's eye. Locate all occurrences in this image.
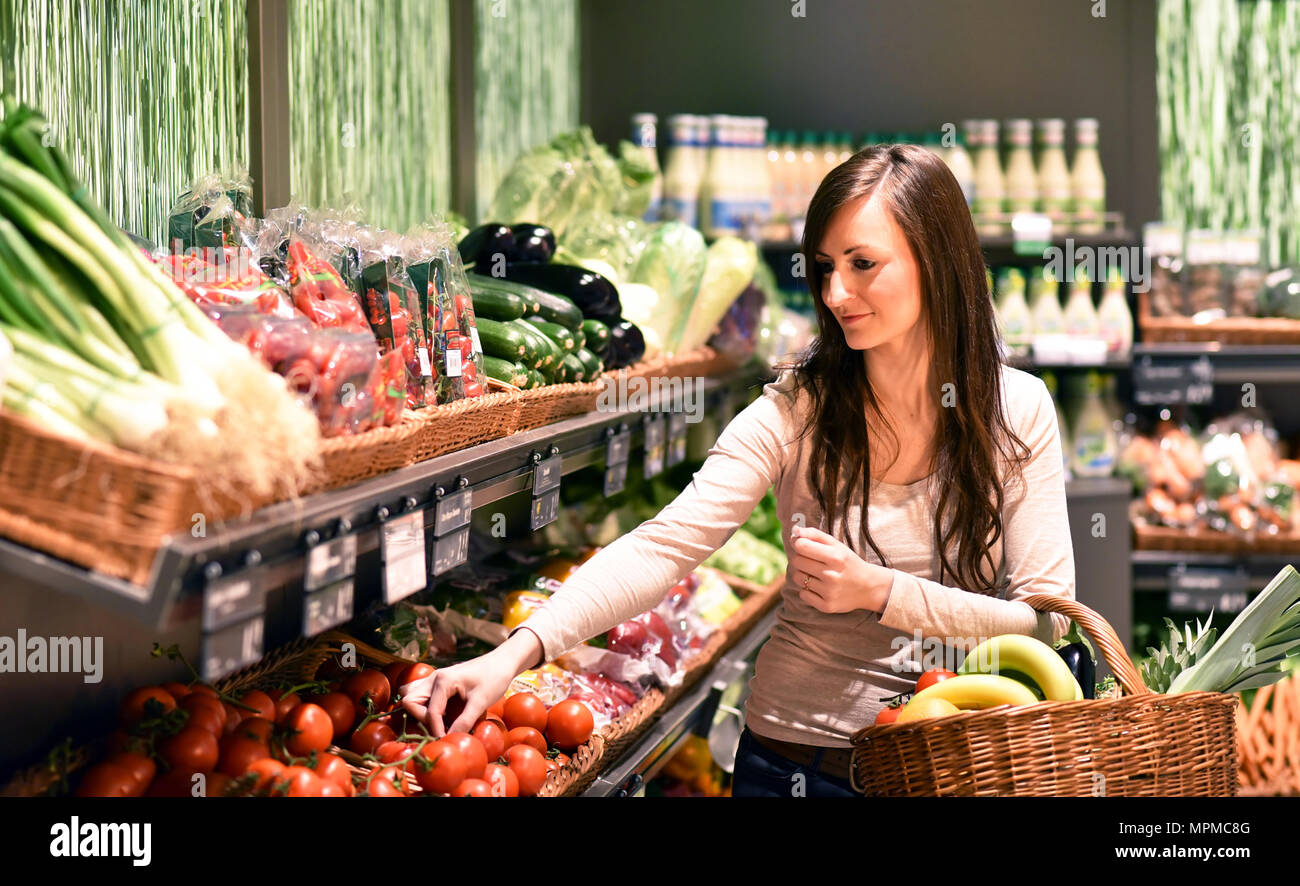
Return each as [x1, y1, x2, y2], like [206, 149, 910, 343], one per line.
[853, 258, 876, 271]
[816, 261, 834, 276]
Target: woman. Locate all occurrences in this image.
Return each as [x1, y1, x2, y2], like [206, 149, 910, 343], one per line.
[403, 144, 1075, 798]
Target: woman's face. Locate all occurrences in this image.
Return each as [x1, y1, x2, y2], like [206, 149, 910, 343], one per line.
[814, 192, 925, 352]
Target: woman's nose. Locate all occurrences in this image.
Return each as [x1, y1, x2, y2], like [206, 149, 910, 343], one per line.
[823, 269, 852, 307]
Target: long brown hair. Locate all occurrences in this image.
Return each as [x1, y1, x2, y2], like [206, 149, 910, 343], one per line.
[793, 144, 1028, 595]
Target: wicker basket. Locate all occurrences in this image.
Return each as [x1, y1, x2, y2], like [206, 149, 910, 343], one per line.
[514, 381, 605, 433]
[849, 593, 1240, 797]
[661, 346, 740, 379]
[1139, 315, 1300, 345]
[405, 390, 521, 464]
[1133, 521, 1300, 555]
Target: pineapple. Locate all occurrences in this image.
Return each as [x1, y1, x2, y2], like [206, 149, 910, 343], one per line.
[1139, 616, 1218, 693]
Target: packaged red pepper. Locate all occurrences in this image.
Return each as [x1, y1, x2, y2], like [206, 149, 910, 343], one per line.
[285, 238, 372, 333]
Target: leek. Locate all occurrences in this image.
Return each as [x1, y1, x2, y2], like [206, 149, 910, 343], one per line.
[1168, 565, 1300, 694]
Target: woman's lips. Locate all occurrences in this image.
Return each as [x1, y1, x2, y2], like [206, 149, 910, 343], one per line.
[840, 312, 872, 324]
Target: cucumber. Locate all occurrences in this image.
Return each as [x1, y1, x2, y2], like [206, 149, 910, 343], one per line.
[528, 289, 584, 330]
[571, 325, 587, 351]
[525, 368, 545, 389]
[560, 352, 586, 383]
[581, 319, 609, 352]
[470, 287, 526, 322]
[509, 319, 559, 369]
[574, 346, 602, 379]
[483, 355, 529, 388]
[466, 272, 543, 315]
[476, 316, 528, 362]
[524, 316, 576, 353]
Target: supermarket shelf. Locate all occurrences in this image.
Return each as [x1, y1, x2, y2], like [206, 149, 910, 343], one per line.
[1007, 354, 1132, 372]
[0, 367, 772, 637]
[1064, 476, 1132, 500]
[1131, 343, 1300, 385]
[1132, 549, 1298, 573]
[584, 608, 779, 797]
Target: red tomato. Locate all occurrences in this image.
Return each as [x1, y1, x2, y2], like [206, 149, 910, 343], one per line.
[245, 758, 285, 792]
[217, 735, 272, 777]
[442, 732, 488, 780]
[504, 744, 548, 797]
[276, 765, 325, 797]
[238, 690, 277, 722]
[506, 727, 548, 754]
[396, 662, 435, 692]
[451, 778, 493, 797]
[415, 739, 468, 795]
[311, 753, 355, 796]
[284, 703, 333, 756]
[179, 694, 226, 736]
[915, 669, 957, 693]
[874, 705, 902, 725]
[551, 752, 571, 769]
[221, 700, 249, 734]
[145, 769, 203, 798]
[159, 726, 219, 773]
[233, 716, 275, 743]
[486, 698, 507, 720]
[483, 763, 519, 797]
[204, 772, 234, 797]
[105, 751, 156, 796]
[502, 693, 548, 733]
[471, 720, 507, 762]
[376, 741, 419, 775]
[267, 689, 301, 725]
[545, 700, 594, 751]
[312, 691, 357, 740]
[319, 779, 345, 798]
[342, 671, 392, 714]
[382, 662, 410, 692]
[118, 687, 177, 726]
[364, 769, 407, 797]
[161, 681, 192, 700]
[76, 762, 142, 797]
[349, 721, 397, 755]
[188, 685, 221, 700]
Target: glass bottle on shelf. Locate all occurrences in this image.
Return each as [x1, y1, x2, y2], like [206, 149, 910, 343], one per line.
[971, 120, 1005, 237]
[1063, 265, 1101, 337]
[1070, 371, 1118, 478]
[1036, 118, 1071, 228]
[1029, 266, 1066, 336]
[661, 114, 701, 227]
[630, 113, 663, 222]
[1096, 266, 1134, 355]
[995, 267, 1033, 357]
[1002, 119, 1038, 216]
[1071, 118, 1106, 235]
[943, 128, 975, 207]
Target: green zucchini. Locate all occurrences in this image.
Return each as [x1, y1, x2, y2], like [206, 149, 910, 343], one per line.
[483, 355, 529, 387]
[574, 346, 602, 379]
[571, 325, 587, 351]
[524, 368, 544, 389]
[466, 272, 542, 315]
[560, 351, 586, 383]
[528, 289, 584, 330]
[476, 316, 528, 362]
[511, 319, 559, 369]
[581, 319, 609, 352]
[470, 287, 526, 322]
[524, 316, 576, 353]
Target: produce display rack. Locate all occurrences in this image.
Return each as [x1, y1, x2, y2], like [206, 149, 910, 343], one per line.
[1131, 343, 1300, 386]
[584, 609, 780, 797]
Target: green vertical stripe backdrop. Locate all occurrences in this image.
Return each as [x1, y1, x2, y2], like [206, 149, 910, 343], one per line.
[288, 0, 452, 230]
[0, 0, 249, 246]
[473, 0, 580, 221]
[1158, 0, 1300, 265]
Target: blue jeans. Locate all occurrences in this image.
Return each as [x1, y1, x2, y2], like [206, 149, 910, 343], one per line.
[731, 728, 859, 798]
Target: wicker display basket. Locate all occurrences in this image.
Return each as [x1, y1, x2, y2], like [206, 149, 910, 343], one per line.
[849, 593, 1240, 797]
[1133, 521, 1300, 555]
[1136, 289, 1300, 344]
[661, 345, 740, 379]
[514, 380, 606, 434]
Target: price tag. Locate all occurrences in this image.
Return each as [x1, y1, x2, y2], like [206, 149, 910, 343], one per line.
[1168, 568, 1249, 614]
[432, 526, 471, 576]
[532, 453, 563, 495]
[305, 534, 357, 591]
[434, 487, 473, 536]
[201, 617, 265, 682]
[470, 326, 483, 355]
[644, 415, 666, 479]
[530, 487, 561, 531]
[606, 428, 631, 466]
[603, 461, 628, 497]
[417, 346, 433, 378]
[1011, 212, 1052, 255]
[202, 573, 265, 633]
[666, 413, 688, 467]
[381, 510, 427, 604]
[1133, 355, 1214, 406]
[303, 579, 355, 637]
[445, 346, 462, 378]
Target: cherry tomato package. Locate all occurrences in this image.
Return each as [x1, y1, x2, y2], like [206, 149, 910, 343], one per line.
[406, 222, 486, 402]
[158, 249, 296, 319]
[357, 255, 435, 410]
[285, 237, 372, 333]
[200, 304, 381, 436]
[166, 172, 254, 252]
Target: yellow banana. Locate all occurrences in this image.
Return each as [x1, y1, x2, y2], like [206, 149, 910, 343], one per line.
[908, 673, 1039, 709]
[956, 634, 1083, 702]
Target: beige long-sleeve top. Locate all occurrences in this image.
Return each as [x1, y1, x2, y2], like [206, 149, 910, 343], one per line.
[515, 365, 1075, 748]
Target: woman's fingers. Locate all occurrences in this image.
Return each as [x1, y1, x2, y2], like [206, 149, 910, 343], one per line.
[790, 532, 839, 564]
[424, 673, 463, 738]
[400, 674, 436, 725]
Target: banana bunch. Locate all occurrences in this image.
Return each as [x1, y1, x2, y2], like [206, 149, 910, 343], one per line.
[892, 635, 1084, 722]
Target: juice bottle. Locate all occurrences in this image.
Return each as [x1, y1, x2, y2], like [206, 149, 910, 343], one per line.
[1096, 266, 1134, 355]
[1036, 118, 1071, 227]
[1070, 371, 1118, 478]
[1063, 266, 1101, 337]
[995, 267, 1033, 357]
[942, 128, 975, 207]
[1071, 118, 1106, 235]
[630, 113, 663, 222]
[662, 114, 702, 227]
[1002, 119, 1038, 216]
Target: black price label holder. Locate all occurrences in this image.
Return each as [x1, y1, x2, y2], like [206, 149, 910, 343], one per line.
[303, 580, 355, 636]
[644, 414, 666, 479]
[666, 412, 688, 467]
[530, 448, 562, 531]
[380, 508, 427, 604]
[430, 478, 474, 577]
[1134, 354, 1214, 406]
[303, 525, 359, 637]
[1167, 566, 1249, 614]
[604, 424, 631, 497]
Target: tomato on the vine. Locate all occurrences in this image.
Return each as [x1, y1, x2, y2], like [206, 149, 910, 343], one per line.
[179, 694, 226, 736]
[471, 720, 507, 761]
[451, 778, 493, 797]
[502, 693, 547, 733]
[415, 739, 468, 794]
[234, 716, 275, 743]
[284, 703, 333, 756]
[159, 726, 219, 773]
[506, 726, 547, 754]
[545, 700, 594, 751]
[363, 769, 407, 797]
[311, 753, 355, 796]
[75, 762, 141, 797]
[483, 763, 518, 797]
[343, 670, 392, 714]
[349, 720, 396, 755]
[503, 744, 547, 797]
[217, 735, 272, 777]
[105, 751, 156, 795]
[246, 758, 285, 791]
[238, 690, 277, 722]
[312, 691, 357, 740]
[441, 732, 487, 780]
[267, 689, 301, 724]
[118, 687, 177, 726]
[276, 765, 325, 797]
